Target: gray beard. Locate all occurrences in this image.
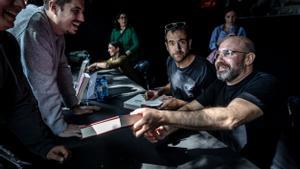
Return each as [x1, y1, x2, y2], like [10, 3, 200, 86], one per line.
[217, 69, 239, 82]
[217, 64, 244, 82]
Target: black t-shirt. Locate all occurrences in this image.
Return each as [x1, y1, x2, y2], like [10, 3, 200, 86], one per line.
[0, 31, 54, 158]
[167, 55, 216, 102]
[196, 71, 288, 168]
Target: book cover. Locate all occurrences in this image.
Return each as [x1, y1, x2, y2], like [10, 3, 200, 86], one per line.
[75, 73, 90, 104]
[123, 94, 163, 110]
[80, 114, 142, 139]
[76, 59, 89, 85]
[86, 72, 97, 100]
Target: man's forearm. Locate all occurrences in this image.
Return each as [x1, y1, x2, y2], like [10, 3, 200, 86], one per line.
[178, 100, 203, 111]
[162, 109, 222, 130]
[163, 98, 263, 131]
[157, 83, 171, 96]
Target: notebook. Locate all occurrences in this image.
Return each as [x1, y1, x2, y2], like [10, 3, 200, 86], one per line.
[123, 94, 163, 110]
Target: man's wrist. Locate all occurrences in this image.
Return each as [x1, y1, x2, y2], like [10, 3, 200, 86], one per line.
[156, 87, 165, 96]
[70, 104, 79, 110]
[176, 99, 187, 107]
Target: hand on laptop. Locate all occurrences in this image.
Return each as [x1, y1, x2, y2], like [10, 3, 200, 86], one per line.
[86, 62, 108, 72]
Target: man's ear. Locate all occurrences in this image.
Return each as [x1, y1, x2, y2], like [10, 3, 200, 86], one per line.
[116, 47, 120, 53]
[188, 39, 192, 49]
[49, 0, 58, 14]
[165, 41, 169, 51]
[244, 52, 256, 66]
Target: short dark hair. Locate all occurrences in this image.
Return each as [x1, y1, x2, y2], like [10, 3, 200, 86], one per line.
[222, 36, 255, 53]
[109, 41, 125, 55]
[43, 0, 72, 10]
[113, 11, 128, 30]
[224, 7, 238, 16]
[164, 21, 190, 41]
[241, 36, 255, 53]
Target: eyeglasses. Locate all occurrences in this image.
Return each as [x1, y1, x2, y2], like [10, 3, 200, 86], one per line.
[164, 22, 186, 33]
[216, 49, 248, 58]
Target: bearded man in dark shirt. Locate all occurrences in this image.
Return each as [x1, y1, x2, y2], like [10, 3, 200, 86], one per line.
[131, 36, 288, 168]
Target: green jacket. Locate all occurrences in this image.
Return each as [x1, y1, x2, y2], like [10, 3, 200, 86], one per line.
[110, 26, 139, 62]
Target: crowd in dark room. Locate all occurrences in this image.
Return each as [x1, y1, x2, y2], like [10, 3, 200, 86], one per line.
[8, 0, 299, 168]
[62, 0, 299, 96]
[63, 1, 300, 168]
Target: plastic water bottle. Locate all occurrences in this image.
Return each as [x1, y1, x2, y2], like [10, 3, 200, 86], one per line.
[100, 76, 109, 98]
[95, 76, 109, 102]
[95, 77, 103, 102]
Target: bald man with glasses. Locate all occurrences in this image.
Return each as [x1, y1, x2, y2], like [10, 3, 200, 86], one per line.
[132, 36, 288, 169]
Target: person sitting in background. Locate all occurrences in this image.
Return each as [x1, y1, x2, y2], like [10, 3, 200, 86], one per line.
[144, 22, 216, 110]
[208, 8, 246, 64]
[8, 0, 98, 138]
[110, 12, 139, 64]
[0, 0, 69, 162]
[87, 41, 142, 84]
[132, 36, 288, 168]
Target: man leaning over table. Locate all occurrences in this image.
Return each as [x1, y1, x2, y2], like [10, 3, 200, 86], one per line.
[8, 0, 99, 138]
[1, 0, 70, 162]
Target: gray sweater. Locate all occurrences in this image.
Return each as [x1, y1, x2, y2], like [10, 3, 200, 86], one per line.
[8, 5, 78, 135]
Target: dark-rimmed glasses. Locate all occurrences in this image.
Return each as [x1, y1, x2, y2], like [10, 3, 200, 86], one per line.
[164, 22, 186, 33]
[216, 49, 249, 58]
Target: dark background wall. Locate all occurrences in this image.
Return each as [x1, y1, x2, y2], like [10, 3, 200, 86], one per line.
[63, 0, 300, 96]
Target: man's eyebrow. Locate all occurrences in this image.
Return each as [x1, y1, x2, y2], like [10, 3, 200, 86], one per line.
[72, 6, 82, 10]
[168, 38, 187, 42]
[178, 38, 187, 41]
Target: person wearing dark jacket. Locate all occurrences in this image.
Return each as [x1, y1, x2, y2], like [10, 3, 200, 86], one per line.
[0, 0, 69, 162]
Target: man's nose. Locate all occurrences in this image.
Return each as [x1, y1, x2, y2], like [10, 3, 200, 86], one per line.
[215, 52, 224, 62]
[175, 42, 182, 50]
[78, 12, 85, 22]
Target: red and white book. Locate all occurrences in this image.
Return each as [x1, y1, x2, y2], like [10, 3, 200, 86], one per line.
[80, 114, 142, 139]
